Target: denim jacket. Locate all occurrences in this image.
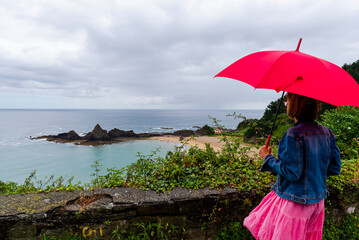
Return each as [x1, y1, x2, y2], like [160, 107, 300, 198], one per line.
[261, 120, 341, 204]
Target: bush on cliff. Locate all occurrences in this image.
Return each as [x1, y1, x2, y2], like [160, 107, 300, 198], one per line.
[201, 124, 215, 135]
[236, 97, 293, 144]
[320, 106, 359, 159]
[94, 137, 275, 194]
[236, 95, 335, 145]
[93, 135, 359, 198]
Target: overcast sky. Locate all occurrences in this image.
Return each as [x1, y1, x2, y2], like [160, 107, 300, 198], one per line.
[0, 0, 358, 109]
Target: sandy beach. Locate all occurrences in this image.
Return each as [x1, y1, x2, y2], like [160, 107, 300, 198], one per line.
[149, 135, 225, 151]
[149, 135, 258, 157]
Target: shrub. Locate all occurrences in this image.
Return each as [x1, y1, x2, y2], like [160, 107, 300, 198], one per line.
[93, 138, 275, 195]
[320, 106, 359, 159]
[216, 222, 254, 240]
[112, 222, 188, 239]
[202, 124, 215, 135]
[323, 214, 359, 240]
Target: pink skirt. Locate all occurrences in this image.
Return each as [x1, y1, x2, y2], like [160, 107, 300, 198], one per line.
[243, 191, 324, 240]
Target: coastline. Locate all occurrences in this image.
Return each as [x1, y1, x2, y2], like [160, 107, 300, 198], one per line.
[32, 134, 259, 158]
[148, 135, 225, 151]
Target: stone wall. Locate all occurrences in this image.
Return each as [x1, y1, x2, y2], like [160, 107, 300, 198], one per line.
[0, 187, 357, 239]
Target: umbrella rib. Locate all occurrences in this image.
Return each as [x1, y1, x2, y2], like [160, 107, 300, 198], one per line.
[256, 51, 298, 90]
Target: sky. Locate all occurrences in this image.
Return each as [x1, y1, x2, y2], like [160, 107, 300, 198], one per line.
[0, 0, 358, 110]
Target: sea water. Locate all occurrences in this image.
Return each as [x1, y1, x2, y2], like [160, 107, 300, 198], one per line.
[0, 109, 263, 184]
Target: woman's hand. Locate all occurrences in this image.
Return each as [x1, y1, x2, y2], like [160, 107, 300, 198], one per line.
[259, 146, 272, 160]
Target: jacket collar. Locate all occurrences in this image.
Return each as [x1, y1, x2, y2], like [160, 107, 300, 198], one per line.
[294, 119, 315, 127]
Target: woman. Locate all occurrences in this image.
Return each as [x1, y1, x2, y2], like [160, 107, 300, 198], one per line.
[243, 93, 341, 240]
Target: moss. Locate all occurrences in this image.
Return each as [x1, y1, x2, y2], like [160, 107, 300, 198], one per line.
[0, 191, 80, 215]
[242, 198, 253, 210]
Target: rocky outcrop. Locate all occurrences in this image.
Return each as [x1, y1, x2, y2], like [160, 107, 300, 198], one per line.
[31, 124, 212, 146]
[194, 128, 207, 136]
[173, 128, 208, 137]
[109, 128, 137, 138]
[30, 124, 143, 146]
[84, 124, 111, 141]
[173, 130, 197, 137]
[56, 130, 81, 140]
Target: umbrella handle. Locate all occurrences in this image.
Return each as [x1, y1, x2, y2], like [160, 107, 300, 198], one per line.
[265, 91, 285, 148]
[265, 134, 271, 148]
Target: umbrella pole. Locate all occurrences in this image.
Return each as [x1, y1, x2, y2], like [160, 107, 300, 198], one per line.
[265, 91, 285, 148]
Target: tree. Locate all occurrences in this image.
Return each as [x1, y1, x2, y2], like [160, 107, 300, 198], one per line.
[261, 97, 286, 122]
[342, 60, 359, 84]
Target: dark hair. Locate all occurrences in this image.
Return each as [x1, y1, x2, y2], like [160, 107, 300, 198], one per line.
[287, 93, 321, 121]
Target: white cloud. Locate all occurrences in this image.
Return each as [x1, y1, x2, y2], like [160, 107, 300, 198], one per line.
[0, 0, 358, 109]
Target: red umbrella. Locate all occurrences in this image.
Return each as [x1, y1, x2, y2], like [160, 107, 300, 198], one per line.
[215, 38, 359, 146]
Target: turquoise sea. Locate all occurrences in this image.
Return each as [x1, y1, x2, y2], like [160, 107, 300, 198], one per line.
[0, 109, 263, 184]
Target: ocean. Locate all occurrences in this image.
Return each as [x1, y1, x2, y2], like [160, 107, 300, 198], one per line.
[0, 109, 264, 184]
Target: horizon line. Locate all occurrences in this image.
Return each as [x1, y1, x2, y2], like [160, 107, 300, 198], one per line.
[0, 108, 266, 111]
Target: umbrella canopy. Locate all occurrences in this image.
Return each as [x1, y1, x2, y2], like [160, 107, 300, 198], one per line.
[214, 39, 359, 147]
[215, 39, 359, 108]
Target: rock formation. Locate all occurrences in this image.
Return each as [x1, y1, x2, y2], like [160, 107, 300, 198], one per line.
[173, 130, 197, 137]
[56, 130, 81, 140]
[31, 124, 211, 146]
[84, 124, 111, 141]
[109, 128, 137, 138]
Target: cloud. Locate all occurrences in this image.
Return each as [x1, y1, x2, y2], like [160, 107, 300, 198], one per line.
[0, 0, 358, 109]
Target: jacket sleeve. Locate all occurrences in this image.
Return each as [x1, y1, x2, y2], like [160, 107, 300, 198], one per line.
[260, 134, 304, 182]
[327, 134, 341, 176]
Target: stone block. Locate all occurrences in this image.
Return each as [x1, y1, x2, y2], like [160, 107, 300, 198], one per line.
[137, 203, 176, 216]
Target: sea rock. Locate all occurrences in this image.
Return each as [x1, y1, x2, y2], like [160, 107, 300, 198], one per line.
[195, 128, 206, 136]
[84, 124, 110, 141]
[173, 130, 196, 137]
[108, 128, 137, 138]
[56, 130, 80, 140]
[32, 124, 191, 146]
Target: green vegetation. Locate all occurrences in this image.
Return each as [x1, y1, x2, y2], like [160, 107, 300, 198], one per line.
[236, 97, 336, 146]
[0, 170, 83, 195]
[43, 236, 87, 240]
[236, 97, 292, 145]
[342, 60, 359, 83]
[201, 124, 215, 135]
[237, 103, 359, 161]
[321, 106, 359, 159]
[112, 222, 188, 240]
[326, 158, 359, 195]
[94, 138, 274, 195]
[323, 214, 359, 240]
[216, 222, 254, 240]
[42, 222, 187, 240]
